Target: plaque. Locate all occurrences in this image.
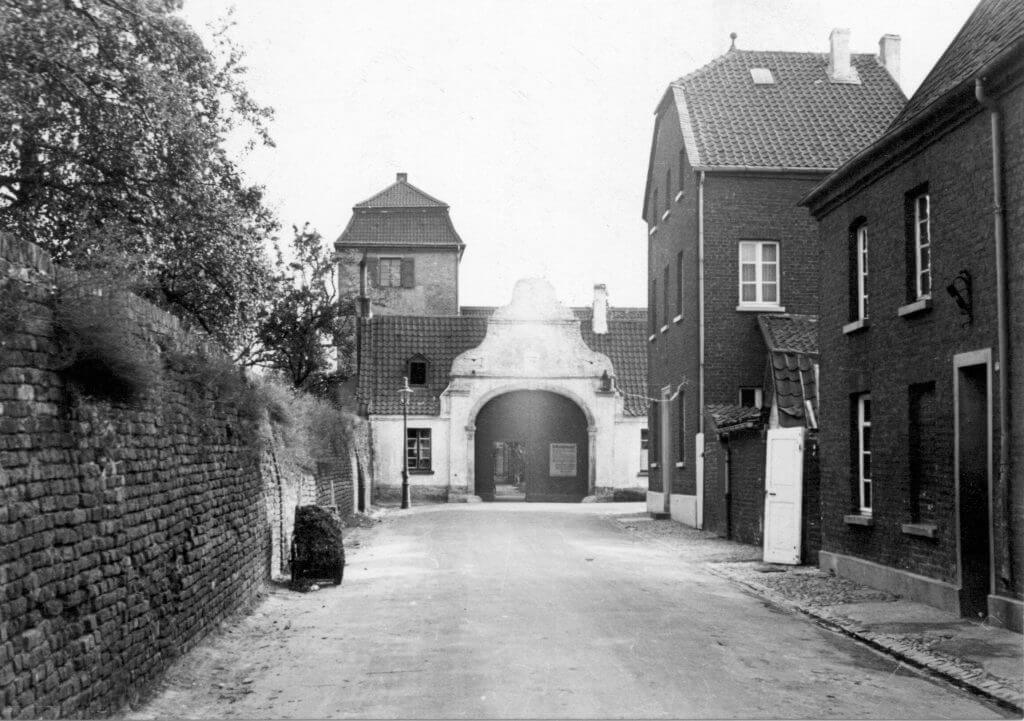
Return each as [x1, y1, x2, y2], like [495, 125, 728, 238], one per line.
[549, 443, 578, 477]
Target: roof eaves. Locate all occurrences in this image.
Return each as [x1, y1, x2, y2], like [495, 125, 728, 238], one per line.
[671, 85, 702, 169]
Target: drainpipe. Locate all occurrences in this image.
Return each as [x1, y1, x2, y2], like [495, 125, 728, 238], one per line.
[975, 76, 1012, 586]
[698, 171, 706, 433]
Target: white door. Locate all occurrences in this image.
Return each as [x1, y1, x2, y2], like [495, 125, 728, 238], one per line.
[763, 427, 804, 564]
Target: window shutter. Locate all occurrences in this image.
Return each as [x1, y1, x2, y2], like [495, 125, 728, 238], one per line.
[401, 258, 415, 288]
[365, 259, 378, 288]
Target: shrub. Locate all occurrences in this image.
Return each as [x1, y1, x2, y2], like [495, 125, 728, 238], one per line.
[52, 285, 162, 402]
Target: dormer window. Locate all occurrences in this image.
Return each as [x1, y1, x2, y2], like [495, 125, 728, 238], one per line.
[408, 356, 428, 386]
[750, 68, 775, 85]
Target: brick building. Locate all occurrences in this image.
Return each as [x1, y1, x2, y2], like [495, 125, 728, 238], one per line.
[642, 30, 905, 553]
[337, 176, 649, 504]
[802, 0, 1023, 630]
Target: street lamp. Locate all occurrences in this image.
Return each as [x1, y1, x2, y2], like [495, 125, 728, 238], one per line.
[399, 376, 413, 509]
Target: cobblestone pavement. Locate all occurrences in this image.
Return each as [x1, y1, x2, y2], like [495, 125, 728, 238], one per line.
[614, 513, 1023, 715]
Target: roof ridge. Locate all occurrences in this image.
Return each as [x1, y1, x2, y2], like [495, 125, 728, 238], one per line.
[353, 178, 449, 209]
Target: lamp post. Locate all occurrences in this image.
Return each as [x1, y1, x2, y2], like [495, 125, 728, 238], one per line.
[399, 376, 413, 509]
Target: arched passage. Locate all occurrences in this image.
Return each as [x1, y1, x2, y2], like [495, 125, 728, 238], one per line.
[474, 390, 589, 502]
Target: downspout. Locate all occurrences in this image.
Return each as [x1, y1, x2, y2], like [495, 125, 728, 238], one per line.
[975, 77, 1012, 586]
[698, 171, 706, 433]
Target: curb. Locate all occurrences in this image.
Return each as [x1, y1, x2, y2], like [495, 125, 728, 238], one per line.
[706, 564, 1024, 715]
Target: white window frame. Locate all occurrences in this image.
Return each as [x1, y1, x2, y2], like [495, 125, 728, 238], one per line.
[739, 387, 763, 408]
[856, 224, 869, 320]
[379, 257, 403, 288]
[914, 194, 931, 300]
[407, 428, 432, 472]
[857, 394, 872, 515]
[737, 241, 781, 309]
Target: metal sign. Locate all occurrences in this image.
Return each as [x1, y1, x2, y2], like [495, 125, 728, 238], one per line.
[549, 443, 578, 477]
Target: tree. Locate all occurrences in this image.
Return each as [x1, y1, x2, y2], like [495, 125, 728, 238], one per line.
[0, 0, 277, 349]
[248, 224, 359, 393]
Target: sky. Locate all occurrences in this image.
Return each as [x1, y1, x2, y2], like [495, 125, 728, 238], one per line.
[180, 0, 979, 308]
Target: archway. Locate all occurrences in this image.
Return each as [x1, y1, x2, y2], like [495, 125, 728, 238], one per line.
[474, 390, 589, 502]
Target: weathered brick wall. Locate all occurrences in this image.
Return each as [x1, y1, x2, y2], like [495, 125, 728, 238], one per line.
[801, 432, 821, 563]
[314, 457, 354, 518]
[261, 429, 316, 579]
[0, 236, 356, 717]
[812, 75, 1022, 600]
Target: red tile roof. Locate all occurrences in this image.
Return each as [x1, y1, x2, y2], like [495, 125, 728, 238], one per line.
[354, 177, 448, 209]
[357, 314, 649, 416]
[758, 314, 819, 427]
[707, 404, 765, 432]
[888, 0, 1024, 135]
[336, 210, 464, 249]
[670, 49, 905, 169]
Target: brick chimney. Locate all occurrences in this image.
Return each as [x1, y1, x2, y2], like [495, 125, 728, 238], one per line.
[397, 172, 408, 182]
[878, 34, 901, 84]
[592, 284, 608, 335]
[828, 28, 856, 83]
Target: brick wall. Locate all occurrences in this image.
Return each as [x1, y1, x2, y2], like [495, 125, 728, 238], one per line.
[802, 432, 821, 563]
[810, 76, 1022, 601]
[0, 236, 356, 717]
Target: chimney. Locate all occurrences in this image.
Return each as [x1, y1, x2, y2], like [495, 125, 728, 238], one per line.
[592, 284, 608, 335]
[396, 172, 408, 182]
[828, 28, 853, 83]
[878, 34, 901, 84]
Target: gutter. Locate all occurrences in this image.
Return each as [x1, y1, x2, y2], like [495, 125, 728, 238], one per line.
[975, 75, 1012, 586]
[694, 165, 833, 176]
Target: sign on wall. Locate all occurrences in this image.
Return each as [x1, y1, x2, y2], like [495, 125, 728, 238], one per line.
[549, 443, 578, 477]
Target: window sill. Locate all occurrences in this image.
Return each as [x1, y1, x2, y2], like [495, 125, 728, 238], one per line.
[842, 318, 870, 335]
[649, 463, 659, 469]
[649, 226, 658, 236]
[674, 461, 686, 468]
[638, 470, 649, 476]
[736, 304, 786, 313]
[661, 210, 672, 222]
[648, 333, 657, 343]
[898, 297, 932, 317]
[660, 324, 669, 334]
[674, 191, 684, 203]
[844, 514, 874, 527]
[409, 470, 434, 476]
[673, 314, 683, 324]
[902, 522, 938, 539]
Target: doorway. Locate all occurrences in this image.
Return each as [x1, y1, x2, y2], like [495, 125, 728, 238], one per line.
[474, 391, 589, 502]
[954, 352, 993, 619]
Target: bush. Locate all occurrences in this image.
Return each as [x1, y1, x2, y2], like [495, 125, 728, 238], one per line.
[53, 285, 162, 402]
[290, 505, 345, 588]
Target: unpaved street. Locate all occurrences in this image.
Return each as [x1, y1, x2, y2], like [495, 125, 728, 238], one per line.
[125, 504, 1005, 719]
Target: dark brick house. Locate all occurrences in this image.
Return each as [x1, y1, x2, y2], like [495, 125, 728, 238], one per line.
[642, 30, 905, 551]
[802, 0, 1023, 630]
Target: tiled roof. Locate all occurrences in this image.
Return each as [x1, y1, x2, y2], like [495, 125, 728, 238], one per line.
[758, 314, 818, 355]
[580, 319, 649, 416]
[356, 314, 649, 417]
[888, 0, 1024, 135]
[758, 314, 819, 427]
[353, 177, 448, 209]
[670, 50, 905, 169]
[356, 316, 489, 415]
[707, 404, 764, 432]
[336, 210, 465, 249]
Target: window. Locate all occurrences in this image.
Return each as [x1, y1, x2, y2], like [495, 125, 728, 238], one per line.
[665, 169, 672, 211]
[652, 189, 659, 225]
[640, 428, 649, 472]
[408, 356, 427, 386]
[750, 68, 775, 84]
[662, 265, 670, 329]
[676, 392, 686, 465]
[678, 151, 685, 197]
[913, 193, 931, 299]
[856, 394, 872, 514]
[738, 241, 780, 307]
[650, 277, 658, 333]
[856, 224, 869, 320]
[739, 387, 763, 408]
[407, 428, 432, 472]
[676, 251, 684, 318]
[379, 257, 403, 287]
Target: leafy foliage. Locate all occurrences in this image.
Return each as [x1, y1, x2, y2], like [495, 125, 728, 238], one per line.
[245, 224, 359, 392]
[0, 0, 277, 350]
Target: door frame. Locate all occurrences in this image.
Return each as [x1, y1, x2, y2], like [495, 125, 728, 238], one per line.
[952, 348, 994, 607]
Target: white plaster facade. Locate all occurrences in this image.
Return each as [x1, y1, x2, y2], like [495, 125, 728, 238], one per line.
[369, 279, 648, 501]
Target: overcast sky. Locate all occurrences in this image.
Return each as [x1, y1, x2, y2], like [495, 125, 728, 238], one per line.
[180, 0, 978, 308]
